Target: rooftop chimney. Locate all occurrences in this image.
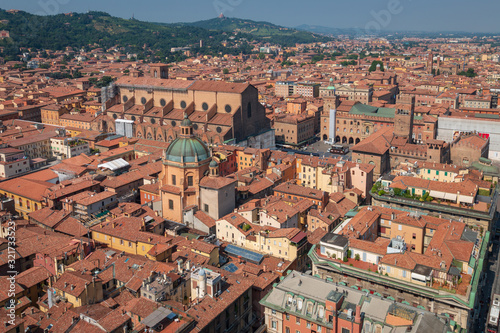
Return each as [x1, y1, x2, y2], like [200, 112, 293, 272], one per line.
[355, 304, 362, 322]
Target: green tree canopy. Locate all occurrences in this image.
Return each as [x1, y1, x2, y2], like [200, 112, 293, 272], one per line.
[369, 60, 384, 72]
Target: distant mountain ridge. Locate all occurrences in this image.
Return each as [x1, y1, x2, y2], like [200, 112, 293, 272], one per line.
[181, 16, 331, 45]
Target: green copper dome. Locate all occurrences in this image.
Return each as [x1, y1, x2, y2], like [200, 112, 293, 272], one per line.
[209, 159, 218, 167]
[165, 136, 210, 163]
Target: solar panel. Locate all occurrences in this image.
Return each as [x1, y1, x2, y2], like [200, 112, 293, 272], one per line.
[223, 263, 239, 273]
[224, 244, 264, 264]
[141, 307, 173, 328]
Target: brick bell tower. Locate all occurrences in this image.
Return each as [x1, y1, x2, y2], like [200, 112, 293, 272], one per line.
[427, 52, 433, 74]
[149, 63, 169, 79]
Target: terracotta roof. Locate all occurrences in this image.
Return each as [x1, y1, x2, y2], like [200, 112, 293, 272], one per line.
[351, 126, 393, 155]
[188, 80, 250, 94]
[199, 175, 236, 189]
[0, 178, 53, 201]
[194, 210, 216, 228]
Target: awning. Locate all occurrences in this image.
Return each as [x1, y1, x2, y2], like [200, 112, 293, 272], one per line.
[98, 158, 129, 171]
[458, 195, 474, 204]
[444, 193, 457, 201]
[430, 190, 445, 199]
[411, 272, 429, 282]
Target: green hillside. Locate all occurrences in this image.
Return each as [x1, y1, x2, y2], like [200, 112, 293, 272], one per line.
[182, 17, 330, 46]
[0, 10, 253, 60]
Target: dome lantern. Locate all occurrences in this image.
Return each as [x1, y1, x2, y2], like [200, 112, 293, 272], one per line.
[180, 112, 193, 136]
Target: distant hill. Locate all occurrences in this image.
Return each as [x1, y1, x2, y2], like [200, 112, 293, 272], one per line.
[182, 16, 331, 46]
[0, 9, 333, 60]
[0, 10, 253, 59]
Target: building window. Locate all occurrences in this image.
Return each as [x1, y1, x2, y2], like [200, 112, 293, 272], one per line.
[168, 200, 174, 210]
[342, 329, 350, 333]
[247, 102, 252, 118]
[172, 175, 176, 185]
[204, 204, 209, 213]
[412, 233, 416, 239]
[271, 321, 277, 329]
[187, 176, 194, 187]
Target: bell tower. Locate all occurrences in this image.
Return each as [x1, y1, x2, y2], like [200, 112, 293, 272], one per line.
[427, 52, 433, 74]
[149, 63, 169, 79]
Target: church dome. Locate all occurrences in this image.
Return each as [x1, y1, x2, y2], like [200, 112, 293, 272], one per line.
[165, 136, 210, 163]
[209, 159, 218, 168]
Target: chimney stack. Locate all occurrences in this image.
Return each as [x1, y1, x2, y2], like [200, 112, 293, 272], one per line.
[355, 304, 361, 322]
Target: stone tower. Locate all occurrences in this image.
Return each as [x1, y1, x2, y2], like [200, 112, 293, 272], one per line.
[427, 52, 433, 74]
[394, 104, 414, 142]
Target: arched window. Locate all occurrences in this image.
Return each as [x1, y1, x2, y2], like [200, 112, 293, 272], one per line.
[247, 102, 252, 118]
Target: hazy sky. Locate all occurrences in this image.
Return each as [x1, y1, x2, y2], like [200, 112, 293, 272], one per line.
[2, 0, 499, 33]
